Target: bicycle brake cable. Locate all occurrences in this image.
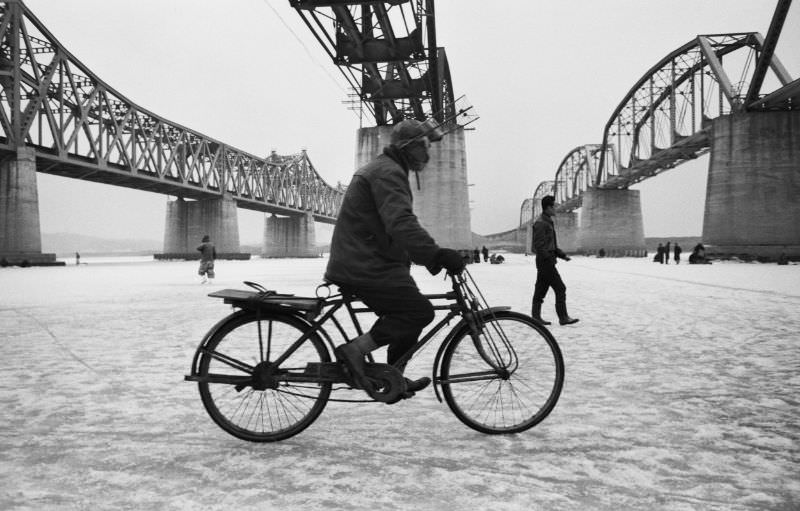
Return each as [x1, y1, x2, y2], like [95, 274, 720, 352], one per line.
[462, 268, 519, 371]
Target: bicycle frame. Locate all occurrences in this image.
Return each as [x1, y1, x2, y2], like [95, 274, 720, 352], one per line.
[185, 269, 563, 441]
[313, 273, 518, 402]
[186, 271, 517, 404]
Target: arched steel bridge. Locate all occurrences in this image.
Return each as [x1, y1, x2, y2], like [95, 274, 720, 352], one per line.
[521, 0, 798, 225]
[0, 1, 344, 223]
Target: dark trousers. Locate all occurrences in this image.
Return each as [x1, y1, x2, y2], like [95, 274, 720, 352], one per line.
[533, 257, 567, 305]
[350, 285, 435, 366]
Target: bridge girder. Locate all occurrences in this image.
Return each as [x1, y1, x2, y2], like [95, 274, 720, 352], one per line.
[0, 1, 343, 223]
[530, 181, 554, 220]
[745, 0, 793, 106]
[289, 0, 455, 126]
[519, 196, 534, 231]
[597, 32, 795, 188]
[552, 144, 605, 213]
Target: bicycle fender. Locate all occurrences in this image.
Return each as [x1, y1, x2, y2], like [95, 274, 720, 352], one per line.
[187, 309, 251, 377]
[186, 309, 320, 378]
[431, 306, 511, 402]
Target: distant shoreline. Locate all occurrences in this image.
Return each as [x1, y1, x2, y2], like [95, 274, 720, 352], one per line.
[56, 250, 157, 258]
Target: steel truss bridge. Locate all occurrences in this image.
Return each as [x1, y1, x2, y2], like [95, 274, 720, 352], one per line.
[0, 1, 344, 224]
[521, 0, 799, 225]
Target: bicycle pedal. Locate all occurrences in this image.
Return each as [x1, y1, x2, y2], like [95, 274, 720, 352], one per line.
[363, 363, 405, 403]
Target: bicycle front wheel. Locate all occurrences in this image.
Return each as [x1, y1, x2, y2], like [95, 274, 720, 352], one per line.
[440, 311, 564, 434]
[197, 311, 332, 442]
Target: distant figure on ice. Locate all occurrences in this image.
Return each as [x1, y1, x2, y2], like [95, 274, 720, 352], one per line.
[197, 234, 216, 284]
[473, 247, 481, 263]
[489, 253, 505, 264]
[674, 243, 682, 264]
[777, 252, 789, 265]
[75, 252, 80, 265]
[481, 245, 489, 262]
[655, 243, 664, 263]
[664, 242, 671, 264]
[531, 195, 578, 326]
[689, 243, 709, 264]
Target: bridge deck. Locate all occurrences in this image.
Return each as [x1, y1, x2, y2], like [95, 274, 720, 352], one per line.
[3, 147, 336, 223]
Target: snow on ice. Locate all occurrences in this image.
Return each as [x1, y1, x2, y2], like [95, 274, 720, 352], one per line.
[1, 254, 798, 510]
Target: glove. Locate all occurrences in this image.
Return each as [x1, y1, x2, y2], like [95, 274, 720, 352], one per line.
[434, 248, 466, 275]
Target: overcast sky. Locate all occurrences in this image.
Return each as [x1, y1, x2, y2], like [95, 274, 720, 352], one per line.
[24, 0, 800, 243]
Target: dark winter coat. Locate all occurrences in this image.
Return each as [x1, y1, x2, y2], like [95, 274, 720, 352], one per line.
[325, 146, 440, 288]
[532, 213, 566, 263]
[196, 242, 216, 262]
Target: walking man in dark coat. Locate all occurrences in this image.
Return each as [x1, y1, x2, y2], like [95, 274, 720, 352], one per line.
[530, 195, 578, 326]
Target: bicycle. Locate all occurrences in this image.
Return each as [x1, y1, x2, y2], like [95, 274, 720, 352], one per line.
[184, 269, 564, 442]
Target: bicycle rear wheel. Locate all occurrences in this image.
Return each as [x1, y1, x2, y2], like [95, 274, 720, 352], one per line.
[440, 311, 564, 434]
[197, 311, 331, 442]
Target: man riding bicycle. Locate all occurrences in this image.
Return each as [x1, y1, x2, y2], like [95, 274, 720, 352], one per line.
[325, 119, 465, 401]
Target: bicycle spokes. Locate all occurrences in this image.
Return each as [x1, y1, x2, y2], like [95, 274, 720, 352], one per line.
[201, 347, 254, 375]
[439, 310, 564, 434]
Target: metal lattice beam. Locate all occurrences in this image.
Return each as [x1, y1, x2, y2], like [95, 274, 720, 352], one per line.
[745, 0, 793, 106]
[288, 0, 454, 126]
[0, 1, 344, 223]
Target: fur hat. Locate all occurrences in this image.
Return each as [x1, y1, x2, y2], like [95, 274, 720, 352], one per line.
[390, 119, 427, 146]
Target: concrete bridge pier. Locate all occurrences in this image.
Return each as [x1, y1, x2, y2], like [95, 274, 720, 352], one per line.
[522, 221, 533, 254]
[159, 195, 248, 259]
[262, 212, 317, 258]
[556, 211, 580, 254]
[355, 125, 472, 249]
[579, 188, 647, 257]
[703, 111, 800, 259]
[0, 147, 60, 266]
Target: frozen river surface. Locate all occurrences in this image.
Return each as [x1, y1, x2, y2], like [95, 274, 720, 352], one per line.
[1, 254, 798, 510]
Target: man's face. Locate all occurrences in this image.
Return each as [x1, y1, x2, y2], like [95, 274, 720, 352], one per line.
[405, 136, 431, 171]
[545, 204, 555, 216]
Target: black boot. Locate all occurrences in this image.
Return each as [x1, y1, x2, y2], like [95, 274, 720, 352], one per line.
[556, 302, 579, 325]
[404, 376, 431, 393]
[388, 360, 431, 404]
[335, 343, 374, 391]
[531, 300, 552, 326]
